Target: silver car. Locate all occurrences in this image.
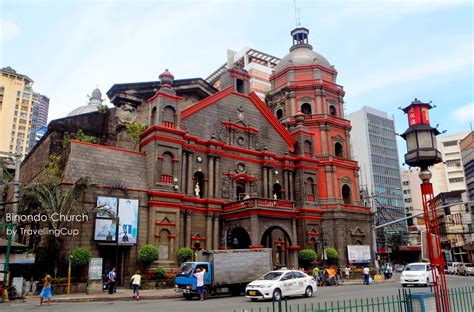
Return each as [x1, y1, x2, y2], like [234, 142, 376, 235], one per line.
[457, 263, 474, 276]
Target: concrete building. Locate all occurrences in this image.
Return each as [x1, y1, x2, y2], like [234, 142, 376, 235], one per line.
[36, 94, 49, 128]
[346, 106, 406, 254]
[459, 131, 474, 262]
[207, 48, 280, 100]
[431, 132, 470, 196]
[0, 67, 36, 157]
[401, 167, 423, 226]
[17, 27, 372, 284]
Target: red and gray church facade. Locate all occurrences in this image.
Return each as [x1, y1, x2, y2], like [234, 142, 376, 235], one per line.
[20, 28, 372, 282]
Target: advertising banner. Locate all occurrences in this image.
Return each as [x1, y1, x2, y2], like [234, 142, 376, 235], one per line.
[94, 218, 117, 241]
[96, 196, 118, 218]
[347, 245, 371, 264]
[118, 198, 139, 245]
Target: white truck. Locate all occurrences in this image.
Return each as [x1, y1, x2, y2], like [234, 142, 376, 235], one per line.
[174, 248, 273, 299]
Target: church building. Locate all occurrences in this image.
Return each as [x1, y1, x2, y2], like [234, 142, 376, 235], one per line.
[20, 28, 372, 283]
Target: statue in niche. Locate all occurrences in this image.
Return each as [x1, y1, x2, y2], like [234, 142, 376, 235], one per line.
[221, 176, 231, 199]
[195, 182, 200, 197]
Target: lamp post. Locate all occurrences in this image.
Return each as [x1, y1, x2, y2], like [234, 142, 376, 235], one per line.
[400, 98, 448, 312]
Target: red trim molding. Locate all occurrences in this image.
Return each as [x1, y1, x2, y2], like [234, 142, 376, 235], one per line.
[287, 245, 302, 250]
[249, 245, 264, 249]
[155, 221, 176, 226]
[147, 91, 183, 103]
[181, 85, 234, 119]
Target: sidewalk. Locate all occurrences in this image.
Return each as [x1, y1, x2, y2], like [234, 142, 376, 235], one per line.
[22, 287, 181, 303]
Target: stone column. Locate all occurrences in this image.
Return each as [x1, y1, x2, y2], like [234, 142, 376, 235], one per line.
[172, 158, 179, 182]
[333, 171, 338, 201]
[325, 166, 333, 198]
[268, 166, 274, 198]
[156, 156, 163, 184]
[179, 210, 185, 247]
[169, 236, 175, 261]
[206, 213, 213, 249]
[204, 179, 209, 198]
[262, 165, 268, 198]
[250, 214, 259, 246]
[289, 170, 294, 201]
[185, 211, 192, 247]
[214, 156, 221, 198]
[186, 152, 194, 196]
[181, 151, 187, 192]
[208, 155, 214, 198]
[346, 129, 352, 159]
[213, 214, 220, 250]
[283, 169, 288, 200]
[320, 125, 328, 154]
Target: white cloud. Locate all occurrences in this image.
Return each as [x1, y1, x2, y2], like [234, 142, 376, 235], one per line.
[0, 19, 20, 43]
[452, 103, 474, 123]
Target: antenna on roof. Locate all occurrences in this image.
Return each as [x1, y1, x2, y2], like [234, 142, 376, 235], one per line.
[293, 0, 302, 27]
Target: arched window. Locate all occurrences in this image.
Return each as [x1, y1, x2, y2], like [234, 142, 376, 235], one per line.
[150, 106, 157, 125]
[193, 171, 205, 198]
[335, 142, 343, 157]
[160, 152, 173, 184]
[272, 183, 282, 199]
[162, 106, 176, 128]
[342, 184, 352, 204]
[301, 103, 312, 115]
[304, 140, 312, 158]
[306, 177, 315, 202]
[329, 105, 337, 116]
[276, 109, 283, 120]
[294, 142, 300, 155]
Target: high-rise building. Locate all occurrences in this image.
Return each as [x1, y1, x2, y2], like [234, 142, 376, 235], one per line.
[401, 167, 423, 226]
[37, 94, 49, 128]
[431, 132, 470, 196]
[347, 106, 406, 253]
[207, 48, 280, 99]
[0, 67, 37, 157]
[459, 131, 474, 262]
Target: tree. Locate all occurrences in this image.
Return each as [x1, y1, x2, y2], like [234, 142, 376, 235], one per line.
[298, 249, 317, 268]
[177, 247, 193, 264]
[325, 247, 339, 265]
[138, 244, 159, 268]
[126, 122, 146, 151]
[66, 247, 92, 278]
[386, 233, 406, 263]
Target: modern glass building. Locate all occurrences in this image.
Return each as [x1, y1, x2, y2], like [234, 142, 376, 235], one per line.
[347, 106, 406, 253]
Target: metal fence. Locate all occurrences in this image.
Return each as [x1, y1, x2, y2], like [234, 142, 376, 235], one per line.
[233, 287, 474, 312]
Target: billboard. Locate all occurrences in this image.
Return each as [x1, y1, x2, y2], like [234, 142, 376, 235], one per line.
[118, 198, 139, 244]
[347, 245, 371, 264]
[94, 218, 117, 241]
[96, 196, 118, 218]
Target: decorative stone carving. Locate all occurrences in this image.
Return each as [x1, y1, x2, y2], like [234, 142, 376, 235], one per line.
[116, 103, 137, 125]
[221, 176, 232, 199]
[218, 126, 228, 143]
[250, 180, 258, 197]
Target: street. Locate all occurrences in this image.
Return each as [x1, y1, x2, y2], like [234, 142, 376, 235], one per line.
[5, 274, 473, 312]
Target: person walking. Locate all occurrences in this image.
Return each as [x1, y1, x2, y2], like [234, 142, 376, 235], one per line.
[108, 267, 116, 294]
[344, 265, 351, 280]
[130, 270, 141, 301]
[194, 267, 206, 301]
[39, 272, 52, 305]
[363, 266, 370, 285]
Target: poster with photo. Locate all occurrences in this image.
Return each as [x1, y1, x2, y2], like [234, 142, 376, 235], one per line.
[94, 218, 117, 241]
[118, 198, 139, 244]
[96, 196, 118, 218]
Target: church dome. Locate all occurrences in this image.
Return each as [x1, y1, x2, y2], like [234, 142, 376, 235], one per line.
[274, 27, 332, 74]
[67, 87, 104, 117]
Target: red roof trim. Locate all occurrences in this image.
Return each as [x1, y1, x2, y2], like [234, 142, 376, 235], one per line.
[270, 64, 337, 81]
[181, 85, 234, 119]
[248, 91, 296, 151]
[141, 124, 187, 138]
[147, 91, 183, 103]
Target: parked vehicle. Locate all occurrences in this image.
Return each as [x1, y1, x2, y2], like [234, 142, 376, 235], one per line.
[245, 269, 317, 301]
[174, 248, 273, 299]
[457, 263, 474, 276]
[446, 262, 463, 275]
[395, 265, 405, 273]
[400, 262, 437, 287]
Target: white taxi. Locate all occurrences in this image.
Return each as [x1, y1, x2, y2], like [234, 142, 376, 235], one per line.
[245, 269, 317, 301]
[400, 262, 437, 287]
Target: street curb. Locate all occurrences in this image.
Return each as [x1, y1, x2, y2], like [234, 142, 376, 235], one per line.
[21, 293, 181, 303]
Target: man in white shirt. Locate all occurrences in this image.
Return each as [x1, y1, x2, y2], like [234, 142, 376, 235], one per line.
[194, 267, 206, 301]
[363, 267, 370, 285]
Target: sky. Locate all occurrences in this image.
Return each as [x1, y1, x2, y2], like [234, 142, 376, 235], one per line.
[1, 0, 473, 160]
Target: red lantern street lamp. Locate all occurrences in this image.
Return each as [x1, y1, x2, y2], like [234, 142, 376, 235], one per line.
[400, 98, 448, 312]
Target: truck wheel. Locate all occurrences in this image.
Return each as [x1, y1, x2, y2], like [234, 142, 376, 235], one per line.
[272, 289, 282, 301]
[183, 293, 193, 300]
[203, 287, 210, 299]
[304, 286, 313, 298]
[230, 286, 241, 296]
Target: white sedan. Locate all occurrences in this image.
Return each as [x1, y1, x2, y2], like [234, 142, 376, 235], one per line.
[245, 269, 317, 301]
[400, 262, 437, 287]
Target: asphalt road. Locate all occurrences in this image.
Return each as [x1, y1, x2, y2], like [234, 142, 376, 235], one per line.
[6, 274, 473, 312]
